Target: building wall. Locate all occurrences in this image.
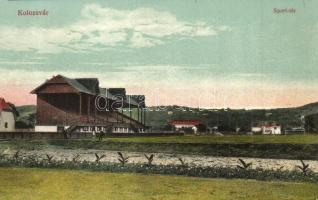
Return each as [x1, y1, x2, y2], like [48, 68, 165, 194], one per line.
[36, 93, 81, 125]
[262, 126, 281, 135]
[35, 125, 57, 132]
[251, 127, 262, 133]
[0, 111, 15, 132]
[36, 93, 144, 129]
[251, 126, 281, 134]
[174, 124, 195, 129]
[77, 126, 134, 133]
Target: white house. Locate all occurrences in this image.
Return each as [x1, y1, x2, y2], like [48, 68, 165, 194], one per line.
[262, 125, 281, 135]
[169, 120, 202, 134]
[0, 98, 15, 132]
[251, 121, 281, 135]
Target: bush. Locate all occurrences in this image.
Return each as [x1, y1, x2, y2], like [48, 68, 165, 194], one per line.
[144, 154, 154, 166]
[117, 152, 129, 166]
[0, 155, 317, 183]
[296, 160, 310, 176]
[95, 153, 106, 163]
[237, 159, 252, 170]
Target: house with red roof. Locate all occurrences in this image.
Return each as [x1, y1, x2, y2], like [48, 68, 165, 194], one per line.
[168, 120, 206, 134]
[251, 121, 281, 135]
[0, 98, 15, 132]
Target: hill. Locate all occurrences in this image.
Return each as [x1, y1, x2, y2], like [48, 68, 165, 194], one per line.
[146, 103, 318, 131]
[296, 102, 318, 116]
[15, 102, 318, 131]
[15, 105, 36, 128]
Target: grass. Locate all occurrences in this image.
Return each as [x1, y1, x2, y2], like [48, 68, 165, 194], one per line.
[103, 134, 318, 144]
[0, 167, 317, 200]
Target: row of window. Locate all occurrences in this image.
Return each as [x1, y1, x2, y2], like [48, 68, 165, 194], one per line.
[77, 126, 144, 133]
[113, 127, 130, 133]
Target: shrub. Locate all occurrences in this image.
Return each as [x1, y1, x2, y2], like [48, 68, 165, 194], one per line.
[27, 154, 39, 163]
[95, 153, 106, 163]
[45, 154, 54, 164]
[144, 154, 155, 166]
[13, 150, 21, 161]
[117, 152, 129, 166]
[237, 159, 252, 170]
[0, 151, 7, 160]
[72, 154, 80, 163]
[0, 153, 317, 183]
[296, 160, 310, 176]
[177, 157, 186, 166]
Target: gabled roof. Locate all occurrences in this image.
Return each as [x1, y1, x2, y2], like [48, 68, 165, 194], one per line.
[99, 88, 117, 100]
[127, 95, 145, 108]
[0, 98, 12, 111]
[98, 88, 127, 101]
[75, 78, 99, 94]
[108, 88, 126, 98]
[97, 89, 144, 108]
[62, 76, 98, 95]
[31, 75, 99, 95]
[31, 75, 146, 108]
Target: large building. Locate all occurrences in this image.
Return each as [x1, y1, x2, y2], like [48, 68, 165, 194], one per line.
[31, 75, 146, 133]
[0, 98, 15, 132]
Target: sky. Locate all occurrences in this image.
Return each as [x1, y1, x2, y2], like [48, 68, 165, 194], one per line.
[0, 0, 317, 109]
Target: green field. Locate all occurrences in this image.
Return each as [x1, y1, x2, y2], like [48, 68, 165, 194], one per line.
[103, 134, 318, 144]
[0, 168, 317, 200]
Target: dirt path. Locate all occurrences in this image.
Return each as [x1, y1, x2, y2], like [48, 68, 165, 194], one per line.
[2, 148, 317, 172]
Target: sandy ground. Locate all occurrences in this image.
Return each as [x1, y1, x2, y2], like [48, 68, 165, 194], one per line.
[1, 148, 318, 172]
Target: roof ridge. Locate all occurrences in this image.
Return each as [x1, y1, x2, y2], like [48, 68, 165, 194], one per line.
[61, 75, 97, 95]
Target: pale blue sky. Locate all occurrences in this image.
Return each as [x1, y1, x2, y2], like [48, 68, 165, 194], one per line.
[0, 0, 317, 108]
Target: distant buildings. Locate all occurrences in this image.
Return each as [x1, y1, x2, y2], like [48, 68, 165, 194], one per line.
[168, 120, 206, 134]
[31, 75, 147, 133]
[284, 126, 305, 134]
[0, 98, 15, 132]
[251, 121, 281, 135]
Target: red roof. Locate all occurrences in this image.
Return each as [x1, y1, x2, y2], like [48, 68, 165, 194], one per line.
[0, 98, 11, 111]
[169, 120, 201, 126]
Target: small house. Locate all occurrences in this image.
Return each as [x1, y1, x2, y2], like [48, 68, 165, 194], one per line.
[251, 121, 281, 135]
[0, 98, 15, 132]
[168, 120, 206, 134]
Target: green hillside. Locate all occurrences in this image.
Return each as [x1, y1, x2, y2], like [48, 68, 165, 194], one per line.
[16, 105, 36, 129]
[16, 103, 318, 131]
[146, 104, 314, 131]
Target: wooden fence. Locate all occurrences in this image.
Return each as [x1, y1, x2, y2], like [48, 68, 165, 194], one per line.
[0, 131, 183, 140]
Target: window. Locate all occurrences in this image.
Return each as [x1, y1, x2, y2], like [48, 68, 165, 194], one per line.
[4, 122, 8, 129]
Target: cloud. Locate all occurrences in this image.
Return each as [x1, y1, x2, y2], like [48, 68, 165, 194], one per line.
[130, 32, 163, 47]
[0, 61, 43, 65]
[0, 26, 82, 53]
[2, 67, 318, 108]
[0, 4, 229, 53]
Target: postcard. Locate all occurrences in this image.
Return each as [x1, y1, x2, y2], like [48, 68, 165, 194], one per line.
[0, 0, 317, 199]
